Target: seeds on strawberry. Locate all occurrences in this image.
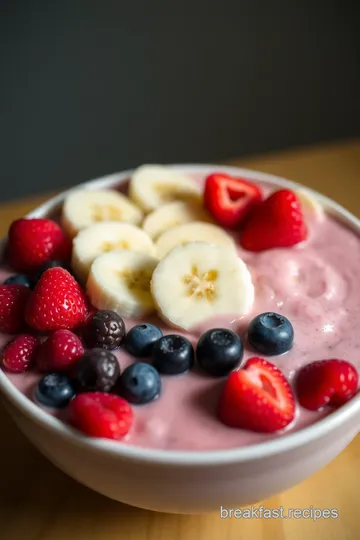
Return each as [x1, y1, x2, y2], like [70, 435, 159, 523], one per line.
[68, 392, 133, 440]
[0, 284, 31, 334]
[218, 357, 296, 432]
[7, 218, 72, 273]
[25, 267, 89, 332]
[240, 189, 308, 251]
[36, 329, 85, 372]
[1, 334, 40, 373]
[204, 173, 263, 229]
[295, 359, 359, 411]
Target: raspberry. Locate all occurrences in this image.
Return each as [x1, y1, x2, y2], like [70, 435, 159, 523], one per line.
[68, 392, 133, 440]
[1, 334, 40, 373]
[36, 329, 85, 372]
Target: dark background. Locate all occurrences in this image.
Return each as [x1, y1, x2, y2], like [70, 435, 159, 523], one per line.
[1, 1, 360, 202]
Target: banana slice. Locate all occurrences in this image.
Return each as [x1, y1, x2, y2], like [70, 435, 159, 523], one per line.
[155, 221, 236, 259]
[61, 189, 143, 238]
[86, 250, 158, 319]
[142, 200, 213, 240]
[129, 164, 201, 213]
[72, 222, 156, 283]
[296, 188, 324, 221]
[151, 242, 254, 330]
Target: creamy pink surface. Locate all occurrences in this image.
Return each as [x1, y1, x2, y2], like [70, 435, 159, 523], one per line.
[1, 178, 360, 451]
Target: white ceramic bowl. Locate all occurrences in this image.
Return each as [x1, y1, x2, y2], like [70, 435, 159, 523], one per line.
[0, 165, 359, 514]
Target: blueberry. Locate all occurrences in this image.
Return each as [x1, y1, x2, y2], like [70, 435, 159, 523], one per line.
[73, 349, 120, 393]
[83, 310, 126, 350]
[124, 323, 163, 357]
[196, 328, 244, 376]
[117, 362, 161, 404]
[35, 373, 75, 408]
[247, 312, 294, 355]
[3, 274, 32, 287]
[31, 259, 71, 284]
[152, 335, 194, 375]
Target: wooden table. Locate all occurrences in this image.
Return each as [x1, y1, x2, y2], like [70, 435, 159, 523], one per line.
[1, 139, 359, 539]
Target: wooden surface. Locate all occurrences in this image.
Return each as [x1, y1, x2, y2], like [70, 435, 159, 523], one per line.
[1, 138, 359, 539]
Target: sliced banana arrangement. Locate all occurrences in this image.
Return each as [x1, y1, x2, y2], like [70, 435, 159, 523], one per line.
[151, 242, 254, 331]
[129, 164, 201, 213]
[72, 222, 156, 283]
[86, 250, 158, 318]
[142, 200, 213, 240]
[155, 221, 237, 259]
[61, 189, 143, 238]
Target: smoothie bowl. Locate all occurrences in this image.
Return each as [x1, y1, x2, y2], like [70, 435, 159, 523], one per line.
[0, 164, 359, 514]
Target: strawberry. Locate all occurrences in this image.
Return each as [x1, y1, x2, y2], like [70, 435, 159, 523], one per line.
[7, 218, 71, 272]
[1, 334, 40, 373]
[240, 189, 307, 251]
[36, 329, 85, 372]
[295, 359, 358, 411]
[25, 268, 88, 332]
[218, 357, 295, 432]
[204, 173, 263, 229]
[0, 285, 31, 334]
[68, 392, 133, 440]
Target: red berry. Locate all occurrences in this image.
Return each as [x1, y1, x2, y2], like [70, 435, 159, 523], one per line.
[7, 218, 71, 272]
[0, 285, 31, 334]
[36, 329, 85, 372]
[240, 189, 308, 251]
[218, 357, 296, 432]
[68, 392, 133, 440]
[1, 334, 40, 373]
[295, 359, 358, 411]
[25, 268, 88, 332]
[204, 173, 263, 229]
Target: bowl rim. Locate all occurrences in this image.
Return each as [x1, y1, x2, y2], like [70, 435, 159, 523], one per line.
[0, 163, 359, 466]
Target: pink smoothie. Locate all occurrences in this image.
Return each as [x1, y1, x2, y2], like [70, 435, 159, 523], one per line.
[1, 177, 360, 451]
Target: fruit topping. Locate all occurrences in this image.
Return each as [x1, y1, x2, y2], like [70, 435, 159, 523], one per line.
[240, 189, 308, 251]
[150, 242, 254, 331]
[142, 200, 213, 240]
[25, 267, 88, 332]
[61, 189, 143, 238]
[36, 329, 85, 372]
[1, 333, 39, 373]
[7, 218, 71, 272]
[204, 172, 263, 229]
[73, 349, 120, 393]
[218, 357, 296, 432]
[247, 312, 294, 356]
[86, 250, 158, 319]
[35, 373, 75, 408]
[0, 284, 31, 334]
[72, 221, 156, 283]
[152, 334, 194, 375]
[68, 392, 133, 440]
[295, 359, 358, 411]
[155, 221, 236, 259]
[31, 259, 71, 285]
[3, 274, 32, 287]
[129, 164, 201, 213]
[123, 323, 163, 357]
[82, 310, 126, 350]
[116, 362, 161, 404]
[196, 328, 244, 376]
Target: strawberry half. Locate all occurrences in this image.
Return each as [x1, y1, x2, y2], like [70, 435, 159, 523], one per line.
[240, 189, 307, 251]
[218, 357, 296, 432]
[203, 173, 263, 229]
[25, 267, 88, 332]
[295, 359, 358, 411]
[7, 218, 72, 273]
